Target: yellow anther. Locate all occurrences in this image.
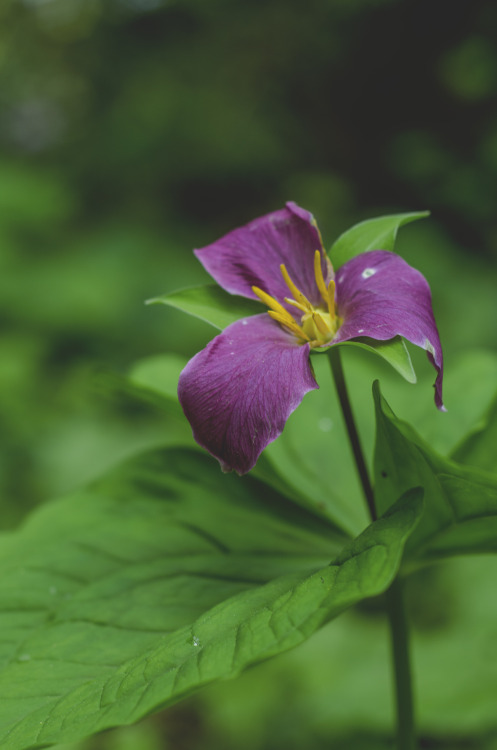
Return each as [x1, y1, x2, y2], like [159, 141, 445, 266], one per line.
[312, 312, 329, 335]
[313, 250, 329, 305]
[327, 279, 336, 321]
[279, 264, 312, 309]
[268, 311, 310, 340]
[252, 286, 288, 317]
[284, 297, 309, 313]
[253, 263, 339, 347]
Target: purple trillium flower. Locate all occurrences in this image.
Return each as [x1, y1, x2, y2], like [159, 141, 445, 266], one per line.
[178, 202, 444, 475]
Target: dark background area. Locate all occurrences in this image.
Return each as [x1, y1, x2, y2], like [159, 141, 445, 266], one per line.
[1, 1, 497, 748]
[4, 0, 497, 244]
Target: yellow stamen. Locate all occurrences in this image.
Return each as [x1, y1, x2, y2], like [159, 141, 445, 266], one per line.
[252, 286, 288, 317]
[279, 264, 312, 310]
[327, 279, 336, 321]
[284, 297, 309, 313]
[312, 312, 329, 335]
[313, 250, 329, 304]
[253, 262, 339, 347]
[268, 311, 310, 340]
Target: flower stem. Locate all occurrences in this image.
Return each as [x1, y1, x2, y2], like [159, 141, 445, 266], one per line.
[385, 578, 416, 750]
[327, 345, 416, 750]
[328, 346, 376, 521]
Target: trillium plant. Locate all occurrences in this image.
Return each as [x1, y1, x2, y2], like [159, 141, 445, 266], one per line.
[2, 204, 497, 750]
[173, 204, 446, 747]
[178, 202, 444, 478]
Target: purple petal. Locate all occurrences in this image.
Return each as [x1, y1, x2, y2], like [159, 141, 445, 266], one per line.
[178, 314, 318, 474]
[194, 202, 327, 307]
[333, 250, 445, 410]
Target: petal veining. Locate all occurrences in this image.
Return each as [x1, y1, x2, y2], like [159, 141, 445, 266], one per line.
[333, 250, 445, 409]
[194, 202, 328, 308]
[178, 314, 319, 474]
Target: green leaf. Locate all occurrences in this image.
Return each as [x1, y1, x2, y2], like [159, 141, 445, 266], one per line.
[147, 284, 262, 330]
[129, 352, 186, 400]
[203, 556, 497, 741]
[330, 211, 430, 269]
[262, 355, 368, 535]
[334, 336, 416, 384]
[96, 355, 195, 452]
[261, 345, 411, 536]
[373, 381, 497, 562]
[0, 448, 421, 749]
[386, 348, 497, 459]
[450, 388, 497, 474]
[128, 352, 187, 405]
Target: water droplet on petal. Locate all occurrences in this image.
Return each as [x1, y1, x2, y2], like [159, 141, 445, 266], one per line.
[358, 329, 364, 334]
[242, 320, 248, 326]
[361, 268, 376, 279]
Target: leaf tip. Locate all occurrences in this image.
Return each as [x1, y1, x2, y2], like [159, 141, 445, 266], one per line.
[372, 378, 381, 400]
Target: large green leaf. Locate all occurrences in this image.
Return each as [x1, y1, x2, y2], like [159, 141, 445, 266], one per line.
[261, 354, 367, 535]
[0, 448, 421, 749]
[202, 556, 497, 742]
[329, 211, 429, 269]
[373, 382, 497, 562]
[450, 388, 497, 474]
[147, 284, 262, 330]
[388, 348, 497, 459]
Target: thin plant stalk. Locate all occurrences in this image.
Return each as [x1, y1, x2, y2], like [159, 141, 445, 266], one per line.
[385, 578, 416, 750]
[327, 346, 376, 521]
[328, 346, 416, 750]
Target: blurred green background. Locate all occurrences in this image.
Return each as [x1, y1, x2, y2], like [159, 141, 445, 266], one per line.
[1, 0, 497, 747]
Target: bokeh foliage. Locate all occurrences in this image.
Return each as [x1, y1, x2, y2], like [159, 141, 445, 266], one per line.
[1, 0, 497, 748]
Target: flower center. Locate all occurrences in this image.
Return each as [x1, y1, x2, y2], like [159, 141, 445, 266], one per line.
[252, 250, 340, 348]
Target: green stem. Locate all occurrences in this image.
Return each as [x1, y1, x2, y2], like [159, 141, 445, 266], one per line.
[328, 347, 376, 521]
[328, 345, 416, 750]
[385, 578, 416, 750]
